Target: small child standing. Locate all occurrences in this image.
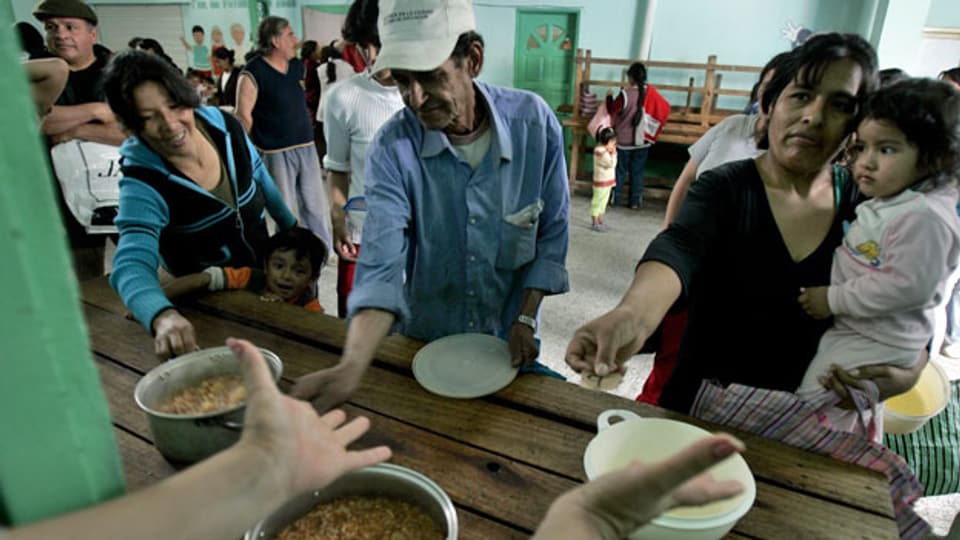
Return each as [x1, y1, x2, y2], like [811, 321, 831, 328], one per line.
[161, 226, 328, 313]
[797, 78, 960, 440]
[591, 127, 617, 232]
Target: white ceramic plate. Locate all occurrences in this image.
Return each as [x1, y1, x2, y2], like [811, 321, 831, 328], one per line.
[412, 333, 519, 399]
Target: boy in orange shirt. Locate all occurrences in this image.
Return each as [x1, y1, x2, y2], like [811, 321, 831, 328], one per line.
[161, 226, 328, 312]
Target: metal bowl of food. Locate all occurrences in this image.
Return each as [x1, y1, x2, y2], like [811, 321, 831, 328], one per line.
[244, 463, 457, 540]
[133, 346, 282, 465]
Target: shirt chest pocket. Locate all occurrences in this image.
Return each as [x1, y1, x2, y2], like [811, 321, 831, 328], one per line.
[495, 199, 543, 270]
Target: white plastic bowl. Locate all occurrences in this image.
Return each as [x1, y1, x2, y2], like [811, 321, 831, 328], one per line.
[883, 360, 950, 435]
[583, 410, 756, 540]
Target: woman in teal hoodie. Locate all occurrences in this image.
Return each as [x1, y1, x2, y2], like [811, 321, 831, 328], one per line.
[102, 50, 296, 359]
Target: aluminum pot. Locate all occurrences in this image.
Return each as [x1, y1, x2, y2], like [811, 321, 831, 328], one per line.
[133, 346, 282, 465]
[244, 463, 457, 540]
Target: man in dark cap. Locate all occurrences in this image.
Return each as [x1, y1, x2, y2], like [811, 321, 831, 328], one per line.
[34, 0, 125, 279]
[33, 0, 123, 146]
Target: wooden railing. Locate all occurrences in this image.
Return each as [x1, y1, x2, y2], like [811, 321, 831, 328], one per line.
[565, 49, 761, 193]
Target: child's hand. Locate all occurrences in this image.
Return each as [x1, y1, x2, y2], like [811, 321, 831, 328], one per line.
[798, 287, 831, 319]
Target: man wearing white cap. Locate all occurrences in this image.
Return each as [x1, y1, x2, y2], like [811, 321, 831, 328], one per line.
[293, 0, 570, 407]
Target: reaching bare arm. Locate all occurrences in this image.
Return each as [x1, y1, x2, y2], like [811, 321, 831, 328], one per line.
[566, 261, 681, 376]
[235, 73, 257, 134]
[161, 272, 213, 303]
[6, 339, 391, 540]
[328, 169, 358, 261]
[662, 159, 699, 229]
[290, 308, 395, 409]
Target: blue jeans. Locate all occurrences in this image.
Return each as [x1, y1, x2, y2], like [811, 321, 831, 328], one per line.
[613, 146, 650, 207]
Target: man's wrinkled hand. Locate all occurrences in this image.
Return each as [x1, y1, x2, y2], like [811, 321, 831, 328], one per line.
[291, 364, 364, 412]
[509, 322, 539, 367]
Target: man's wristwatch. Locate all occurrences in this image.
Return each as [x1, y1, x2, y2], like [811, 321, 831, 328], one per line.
[515, 314, 537, 332]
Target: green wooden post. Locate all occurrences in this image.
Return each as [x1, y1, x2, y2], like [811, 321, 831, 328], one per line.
[248, 0, 265, 44]
[0, 9, 126, 527]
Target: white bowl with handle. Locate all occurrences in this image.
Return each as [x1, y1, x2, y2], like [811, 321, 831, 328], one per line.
[583, 409, 756, 540]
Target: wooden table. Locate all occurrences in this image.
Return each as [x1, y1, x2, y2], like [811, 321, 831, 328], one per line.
[81, 278, 899, 539]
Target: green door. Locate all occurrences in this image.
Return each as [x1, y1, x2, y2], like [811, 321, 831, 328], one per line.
[513, 10, 577, 110]
[514, 10, 578, 165]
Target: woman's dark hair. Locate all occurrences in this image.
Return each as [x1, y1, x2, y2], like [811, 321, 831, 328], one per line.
[191, 25, 204, 35]
[16, 22, 45, 56]
[255, 16, 289, 56]
[186, 68, 214, 86]
[627, 62, 647, 87]
[101, 50, 200, 133]
[879, 68, 908, 87]
[761, 33, 877, 117]
[941, 67, 960, 86]
[595, 126, 616, 146]
[212, 46, 235, 66]
[319, 45, 342, 84]
[450, 31, 484, 67]
[342, 0, 379, 49]
[300, 39, 317, 61]
[748, 51, 791, 105]
[857, 78, 960, 186]
[625, 62, 648, 128]
[138, 38, 178, 69]
[757, 33, 879, 149]
[265, 226, 329, 275]
[127, 36, 143, 49]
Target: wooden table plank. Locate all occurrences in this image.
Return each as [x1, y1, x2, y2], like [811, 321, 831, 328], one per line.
[98, 342, 537, 537]
[114, 426, 176, 491]
[82, 279, 900, 537]
[169, 288, 896, 519]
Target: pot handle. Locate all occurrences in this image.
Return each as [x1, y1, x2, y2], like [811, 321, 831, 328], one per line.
[194, 417, 244, 432]
[597, 409, 639, 431]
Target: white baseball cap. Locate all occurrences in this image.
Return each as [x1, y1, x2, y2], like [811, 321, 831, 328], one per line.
[374, 0, 477, 72]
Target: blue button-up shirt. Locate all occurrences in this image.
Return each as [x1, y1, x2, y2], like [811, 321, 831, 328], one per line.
[347, 81, 570, 342]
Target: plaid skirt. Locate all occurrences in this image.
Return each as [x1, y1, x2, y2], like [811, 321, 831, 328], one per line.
[691, 381, 929, 539]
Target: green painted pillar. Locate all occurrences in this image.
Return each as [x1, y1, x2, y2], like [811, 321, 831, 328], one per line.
[248, 0, 265, 44]
[0, 9, 126, 527]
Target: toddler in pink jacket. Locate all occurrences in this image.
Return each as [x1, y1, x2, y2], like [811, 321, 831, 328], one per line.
[797, 78, 960, 440]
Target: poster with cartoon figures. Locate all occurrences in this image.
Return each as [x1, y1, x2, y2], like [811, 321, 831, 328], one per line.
[180, 1, 252, 73]
[179, 0, 300, 72]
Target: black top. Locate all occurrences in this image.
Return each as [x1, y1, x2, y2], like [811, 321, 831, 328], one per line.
[217, 66, 240, 108]
[645, 159, 860, 413]
[240, 56, 313, 150]
[55, 44, 111, 106]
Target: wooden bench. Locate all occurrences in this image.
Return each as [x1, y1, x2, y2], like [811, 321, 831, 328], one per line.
[565, 49, 761, 197]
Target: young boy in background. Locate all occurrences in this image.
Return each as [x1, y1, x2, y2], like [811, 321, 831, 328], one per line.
[162, 226, 328, 313]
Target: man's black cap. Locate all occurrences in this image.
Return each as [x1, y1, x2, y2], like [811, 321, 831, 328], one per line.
[33, 0, 98, 26]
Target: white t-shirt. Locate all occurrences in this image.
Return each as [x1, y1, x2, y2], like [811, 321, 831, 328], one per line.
[322, 70, 405, 243]
[316, 58, 357, 122]
[688, 113, 762, 177]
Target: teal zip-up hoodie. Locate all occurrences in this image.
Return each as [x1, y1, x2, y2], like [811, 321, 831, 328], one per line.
[110, 106, 295, 330]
